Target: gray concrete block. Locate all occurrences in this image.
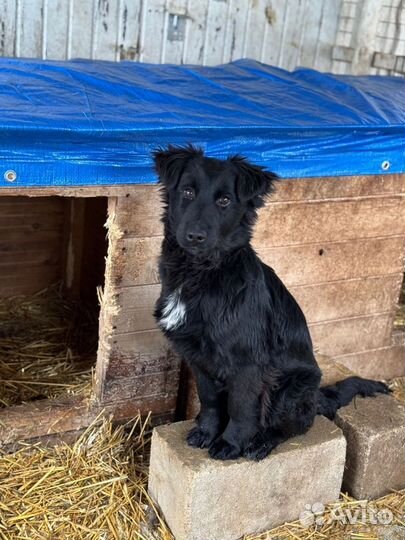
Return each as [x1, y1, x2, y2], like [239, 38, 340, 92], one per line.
[148, 417, 346, 540]
[335, 394, 405, 500]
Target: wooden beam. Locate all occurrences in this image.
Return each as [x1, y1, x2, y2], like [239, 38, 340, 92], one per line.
[0, 394, 176, 447]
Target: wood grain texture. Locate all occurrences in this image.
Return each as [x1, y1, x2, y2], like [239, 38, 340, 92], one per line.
[309, 312, 395, 356]
[2, 175, 404, 202]
[96, 174, 404, 419]
[334, 342, 405, 379]
[108, 235, 405, 288]
[108, 274, 404, 333]
[0, 394, 176, 447]
[108, 175, 405, 238]
[0, 197, 65, 297]
[94, 197, 179, 405]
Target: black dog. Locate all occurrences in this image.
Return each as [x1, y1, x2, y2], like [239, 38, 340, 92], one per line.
[153, 145, 389, 461]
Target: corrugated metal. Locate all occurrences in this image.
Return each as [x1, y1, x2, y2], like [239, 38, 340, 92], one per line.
[0, 0, 341, 71]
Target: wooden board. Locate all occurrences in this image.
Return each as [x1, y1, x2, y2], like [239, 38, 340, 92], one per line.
[335, 341, 405, 379]
[108, 235, 405, 288]
[109, 175, 405, 238]
[106, 274, 404, 333]
[309, 312, 394, 356]
[0, 197, 66, 297]
[2, 174, 404, 202]
[1, 0, 345, 72]
[0, 393, 176, 447]
[95, 177, 405, 411]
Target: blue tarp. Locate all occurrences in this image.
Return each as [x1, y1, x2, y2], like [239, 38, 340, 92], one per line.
[0, 57, 404, 187]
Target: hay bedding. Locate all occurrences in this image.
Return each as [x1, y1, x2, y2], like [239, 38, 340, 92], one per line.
[0, 379, 404, 540]
[0, 285, 96, 407]
[0, 285, 403, 539]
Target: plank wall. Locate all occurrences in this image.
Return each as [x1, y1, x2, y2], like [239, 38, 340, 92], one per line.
[95, 174, 405, 421]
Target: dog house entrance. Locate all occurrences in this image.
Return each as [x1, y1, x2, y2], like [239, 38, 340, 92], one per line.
[0, 196, 108, 409]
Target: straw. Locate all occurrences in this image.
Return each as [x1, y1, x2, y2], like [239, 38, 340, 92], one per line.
[0, 284, 96, 407]
[0, 402, 403, 540]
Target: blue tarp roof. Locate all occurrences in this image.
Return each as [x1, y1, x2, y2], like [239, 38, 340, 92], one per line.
[0, 57, 404, 187]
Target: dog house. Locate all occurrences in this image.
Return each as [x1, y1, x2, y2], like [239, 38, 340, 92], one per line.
[0, 58, 404, 447]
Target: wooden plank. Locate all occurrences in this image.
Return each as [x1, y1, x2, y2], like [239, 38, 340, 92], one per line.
[0, 267, 62, 297]
[259, 236, 405, 287]
[241, 0, 268, 62]
[44, 0, 69, 59]
[260, 0, 288, 66]
[108, 274, 404, 333]
[0, 186, 140, 198]
[253, 196, 405, 248]
[98, 328, 174, 377]
[298, 0, 326, 68]
[350, 0, 382, 74]
[292, 274, 404, 323]
[0, 394, 176, 446]
[0, 196, 65, 297]
[140, 0, 166, 63]
[309, 312, 395, 356]
[277, 0, 307, 70]
[0, 213, 65, 230]
[334, 342, 405, 380]
[0, 196, 66, 212]
[78, 198, 108, 304]
[110, 235, 405, 287]
[92, 0, 121, 60]
[162, 0, 188, 64]
[182, 0, 209, 64]
[110, 176, 405, 238]
[0, 249, 61, 267]
[0, 0, 17, 56]
[103, 368, 180, 402]
[0, 235, 64, 255]
[314, 0, 342, 71]
[18, 0, 44, 58]
[117, 0, 142, 61]
[69, 0, 94, 59]
[221, 0, 250, 62]
[1, 175, 404, 201]
[200, 0, 230, 66]
[63, 199, 86, 295]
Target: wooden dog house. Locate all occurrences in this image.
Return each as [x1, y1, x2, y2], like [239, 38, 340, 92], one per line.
[0, 58, 404, 447]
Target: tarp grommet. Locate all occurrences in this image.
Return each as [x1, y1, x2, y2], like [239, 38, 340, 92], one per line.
[4, 170, 17, 182]
[381, 160, 391, 171]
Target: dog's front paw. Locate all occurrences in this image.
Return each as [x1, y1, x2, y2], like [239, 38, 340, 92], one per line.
[209, 437, 241, 460]
[187, 426, 215, 449]
[243, 438, 274, 461]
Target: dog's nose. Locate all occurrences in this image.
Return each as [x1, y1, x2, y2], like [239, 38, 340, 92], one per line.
[186, 230, 207, 244]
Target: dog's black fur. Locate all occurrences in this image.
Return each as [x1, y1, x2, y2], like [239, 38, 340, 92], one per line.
[153, 145, 390, 461]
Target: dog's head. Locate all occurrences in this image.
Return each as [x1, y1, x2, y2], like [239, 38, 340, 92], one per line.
[153, 145, 278, 259]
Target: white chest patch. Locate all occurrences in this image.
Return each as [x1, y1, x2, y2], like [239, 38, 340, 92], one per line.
[159, 289, 187, 331]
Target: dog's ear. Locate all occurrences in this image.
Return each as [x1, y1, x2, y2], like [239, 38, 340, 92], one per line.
[153, 144, 203, 189]
[230, 156, 278, 207]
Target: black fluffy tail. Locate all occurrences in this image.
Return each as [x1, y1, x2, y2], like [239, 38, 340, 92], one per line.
[317, 376, 391, 420]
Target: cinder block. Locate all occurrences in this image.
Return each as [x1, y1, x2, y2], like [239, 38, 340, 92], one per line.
[335, 394, 405, 500]
[148, 417, 346, 540]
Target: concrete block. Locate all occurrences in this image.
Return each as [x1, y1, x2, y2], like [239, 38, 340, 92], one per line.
[148, 417, 346, 540]
[335, 394, 405, 499]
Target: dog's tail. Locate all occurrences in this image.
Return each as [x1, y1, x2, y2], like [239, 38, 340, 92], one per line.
[317, 376, 391, 420]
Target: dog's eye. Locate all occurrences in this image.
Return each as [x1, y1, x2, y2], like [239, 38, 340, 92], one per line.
[182, 187, 195, 200]
[217, 195, 231, 207]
